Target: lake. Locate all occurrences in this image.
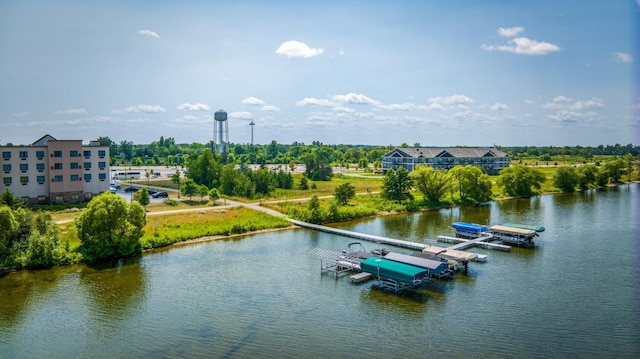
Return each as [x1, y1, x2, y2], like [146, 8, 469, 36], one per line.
[1, 184, 638, 358]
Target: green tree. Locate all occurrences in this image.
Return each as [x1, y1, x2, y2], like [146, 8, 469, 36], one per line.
[596, 168, 610, 187]
[0, 206, 18, 262]
[577, 164, 599, 189]
[605, 158, 625, 183]
[410, 165, 451, 203]
[171, 170, 181, 185]
[208, 188, 220, 204]
[381, 167, 414, 203]
[134, 188, 150, 209]
[75, 193, 146, 261]
[181, 178, 198, 200]
[197, 184, 210, 201]
[0, 189, 23, 209]
[298, 177, 309, 190]
[307, 195, 323, 224]
[449, 165, 493, 202]
[334, 182, 356, 205]
[497, 165, 546, 197]
[553, 166, 579, 192]
[303, 149, 333, 181]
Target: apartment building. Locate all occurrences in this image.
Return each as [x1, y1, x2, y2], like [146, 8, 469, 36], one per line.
[381, 147, 510, 175]
[1, 134, 110, 204]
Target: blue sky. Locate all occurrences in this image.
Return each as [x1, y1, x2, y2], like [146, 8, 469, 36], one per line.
[1, 0, 638, 147]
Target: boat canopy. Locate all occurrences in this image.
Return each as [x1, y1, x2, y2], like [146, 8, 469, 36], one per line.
[383, 252, 449, 275]
[451, 222, 489, 233]
[360, 258, 429, 285]
[502, 223, 545, 232]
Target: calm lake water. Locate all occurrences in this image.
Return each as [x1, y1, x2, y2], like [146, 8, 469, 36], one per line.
[1, 184, 639, 358]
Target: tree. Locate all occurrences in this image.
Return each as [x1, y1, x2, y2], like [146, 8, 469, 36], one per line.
[0, 189, 23, 209]
[410, 165, 451, 203]
[307, 195, 323, 224]
[448, 165, 493, 202]
[577, 164, 599, 189]
[497, 165, 546, 197]
[197, 184, 209, 201]
[0, 206, 18, 261]
[298, 177, 309, 190]
[181, 178, 198, 200]
[171, 170, 181, 185]
[75, 193, 146, 261]
[381, 167, 414, 203]
[334, 182, 356, 205]
[134, 188, 150, 208]
[605, 158, 625, 183]
[303, 149, 333, 181]
[553, 166, 579, 192]
[208, 188, 220, 204]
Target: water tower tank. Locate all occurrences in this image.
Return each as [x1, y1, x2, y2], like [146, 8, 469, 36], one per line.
[213, 109, 229, 154]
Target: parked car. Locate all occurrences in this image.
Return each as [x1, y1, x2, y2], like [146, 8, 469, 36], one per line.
[152, 191, 168, 198]
[124, 187, 139, 192]
[111, 183, 121, 189]
[109, 186, 117, 193]
[147, 189, 157, 195]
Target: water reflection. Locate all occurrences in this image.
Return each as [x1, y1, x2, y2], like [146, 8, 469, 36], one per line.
[78, 255, 147, 323]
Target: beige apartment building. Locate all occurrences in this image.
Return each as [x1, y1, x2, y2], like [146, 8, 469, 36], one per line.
[1, 134, 110, 204]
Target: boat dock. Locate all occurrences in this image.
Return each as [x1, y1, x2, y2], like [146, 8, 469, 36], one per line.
[290, 219, 427, 251]
[437, 235, 511, 251]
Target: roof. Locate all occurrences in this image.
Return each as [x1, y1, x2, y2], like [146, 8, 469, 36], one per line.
[452, 222, 489, 233]
[360, 257, 428, 284]
[490, 225, 536, 236]
[31, 134, 56, 146]
[383, 252, 449, 274]
[383, 147, 509, 159]
[502, 223, 545, 232]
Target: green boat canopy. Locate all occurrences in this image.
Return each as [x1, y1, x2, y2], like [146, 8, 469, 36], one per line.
[360, 257, 428, 285]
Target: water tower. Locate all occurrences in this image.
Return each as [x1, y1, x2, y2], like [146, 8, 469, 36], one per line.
[213, 109, 229, 154]
[249, 120, 255, 145]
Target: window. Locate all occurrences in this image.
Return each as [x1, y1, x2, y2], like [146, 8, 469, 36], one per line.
[70, 150, 79, 157]
[54, 175, 63, 182]
[54, 163, 63, 170]
[70, 162, 80, 169]
[71, 194, 79, 201]
[36, 150, 45, 159]
[2, 164, 10, 172]
[84, 162, 91, 169]
[53, 151, 62, 157]
[71, 174, 80, 181]
[55, 195, 63, 203]
[84, 192, 92, 199]
[2, 152, 10, 159]
[20, 164, 28, 171]
[99, 173, 106, 180]
[84, 173, 91, 181]
[83, 150, 91, 157]
[19, 151, 28, 158]
[37, 175, 45, 183]
[37, 163, 45, 171]
[3, 177, 11, 185]
[98, 150, 106, 157]
[20, 176, 28, 184]
[38, 195, 46, 203]
[98, 161, 106, 170]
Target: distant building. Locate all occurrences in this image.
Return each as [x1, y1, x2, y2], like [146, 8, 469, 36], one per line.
[1, 134, 110, 204]
[381, 147, 510, 175]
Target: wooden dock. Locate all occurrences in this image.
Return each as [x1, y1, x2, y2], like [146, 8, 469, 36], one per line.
[437, 236, 511, 251]
[291, 219, 427, 251]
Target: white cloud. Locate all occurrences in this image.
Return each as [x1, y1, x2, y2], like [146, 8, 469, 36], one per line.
[275, 40, 324, 58]
[482, 37, 560, 55]
[228, 111, 253, 120]
[376, 103, 419, 111]
[524, 99, 535, 104]
[54, 108, 87, 115]
[111, 104, 166, 114]
[12, 112, 28, 117]
[572, 98, 604, 110]
[176, 103, 211, 111]
[428, 94, 474, 105]
[331, 93, 379, 105]
[242, 97, 266, 106]
[296, 97, 336, 107]
[138, 29, 160, 39]
[498, 26, 524, 37]
[615, 52, 633, 63]
[553, 95, 573, 103]
[490, 103, 509, 111]
[332, 106, 356, 113]
[260, 105, 281, 112]
[547, 110, 597, 124]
